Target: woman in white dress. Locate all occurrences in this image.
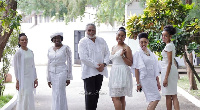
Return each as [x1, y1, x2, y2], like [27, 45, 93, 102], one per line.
[161, 25, 180, 110]
[47, 32, 73, 110]
[132, 32, 161, 110]
[14, 33, 38, 110]
[109, 27, 133, 110]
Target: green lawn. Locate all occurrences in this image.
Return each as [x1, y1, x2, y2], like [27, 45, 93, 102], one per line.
[0, 95, 13, 108]
[178, 75, 200, 100]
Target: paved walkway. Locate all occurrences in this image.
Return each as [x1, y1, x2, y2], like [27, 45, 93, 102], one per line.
[3, 66, 200, 110]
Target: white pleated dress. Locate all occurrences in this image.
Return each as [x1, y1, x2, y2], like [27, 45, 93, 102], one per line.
[161, 42, 178, 95]
[108, 49, 133, 97]
[132, 48, 161, 102]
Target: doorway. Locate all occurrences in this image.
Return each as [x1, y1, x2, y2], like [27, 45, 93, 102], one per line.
[74, 30, 85, 64]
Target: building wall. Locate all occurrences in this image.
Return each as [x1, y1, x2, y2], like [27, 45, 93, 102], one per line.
[125, 1, 144, 54]
[19, 3, 197, 67]
[20, 7, 120, 65]
[19, 2, 145, 65]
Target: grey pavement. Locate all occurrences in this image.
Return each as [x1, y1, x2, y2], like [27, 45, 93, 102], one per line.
[4, 66, 200, 110]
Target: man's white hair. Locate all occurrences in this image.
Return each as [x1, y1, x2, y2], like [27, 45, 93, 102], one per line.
[85, 23, 96, 30]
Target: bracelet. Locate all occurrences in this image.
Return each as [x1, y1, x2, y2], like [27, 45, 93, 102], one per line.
[136, 83, 140, 86]
[122, 54, 126, 58]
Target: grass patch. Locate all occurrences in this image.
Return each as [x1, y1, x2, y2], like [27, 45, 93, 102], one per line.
[178, 75, 200, 100]
[0, 95, 13, 108]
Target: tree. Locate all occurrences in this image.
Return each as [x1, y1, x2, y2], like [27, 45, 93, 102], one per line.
[0, 29, 19, 95]
[0, 0, 21, 61]
[186, 0, 192, 4]
[180, 0, 200, 90]
[17, 0, 132, 26]
[0, 0, 21, 95]
[183, 0, 199, 90]
[126, 0, 200, 90]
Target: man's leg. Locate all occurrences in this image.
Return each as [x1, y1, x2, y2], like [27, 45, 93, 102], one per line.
[84, 76, 96, 110]
[94, 74, 103, 108]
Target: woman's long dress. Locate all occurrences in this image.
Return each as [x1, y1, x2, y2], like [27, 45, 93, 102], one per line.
[47, 45, 72, 110]
[161, 42, 178, 95]
[108, 49, 133, 97]
[16, 49, 36, 110]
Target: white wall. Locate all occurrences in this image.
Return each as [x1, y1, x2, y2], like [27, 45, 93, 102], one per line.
[21, 22, 89, 65]
[19, 5, 135, 65]
[97, 24, 119, 51]
[125, 1, 144, 54]
[125, 1, 144, 22]
[20, 7, 120, 65]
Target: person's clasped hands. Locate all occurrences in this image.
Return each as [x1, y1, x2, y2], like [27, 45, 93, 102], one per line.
[96, 63, 105, 72]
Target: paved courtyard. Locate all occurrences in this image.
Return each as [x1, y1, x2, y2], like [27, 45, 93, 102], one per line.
[4, 66, 200, 110]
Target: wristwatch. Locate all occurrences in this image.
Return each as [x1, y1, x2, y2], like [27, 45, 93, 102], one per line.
[103, 63, 107, 67]
[136, 83, 140, 86]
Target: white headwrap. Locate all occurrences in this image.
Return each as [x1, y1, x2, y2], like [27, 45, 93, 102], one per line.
[50, 32, 63, 39]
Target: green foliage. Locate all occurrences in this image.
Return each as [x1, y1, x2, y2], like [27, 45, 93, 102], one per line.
[126, 14, 144, 39]
[0, 1, 6, 17]
[18, 0, 69, 20]
[95, 0, 130, 26]
[1, 28, 19, 73]
[126, 0, 200, 57]
[0, 28, 20, 96]
[0, 1, 22, 35]
[0, 0, 21, 96]
[0, 95, 13, 108]
[187, 42, 200, 54]
[17, 0, 132, 26]
[186, 0, 200, 21]
[0, 79, 5, 96]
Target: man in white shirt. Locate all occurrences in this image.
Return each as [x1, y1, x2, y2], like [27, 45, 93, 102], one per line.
[78, 23, 110, 110]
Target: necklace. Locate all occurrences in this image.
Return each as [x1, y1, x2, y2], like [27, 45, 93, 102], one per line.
[53, 44, 63, 51]
[143, 50, 150, 56]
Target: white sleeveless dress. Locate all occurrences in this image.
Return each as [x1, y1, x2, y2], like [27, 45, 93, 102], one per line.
[108, 49, 133, 97]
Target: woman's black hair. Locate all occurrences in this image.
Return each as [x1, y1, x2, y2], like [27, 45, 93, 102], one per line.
[163, 25, 176, 35]
[51, 35, 63, 42]
[118, 27, 126, 35]
[18, 33, 27, 47]
[138, 32, 148, 40]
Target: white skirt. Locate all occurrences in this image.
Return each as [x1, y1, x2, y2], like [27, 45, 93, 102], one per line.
[108, 65, 133, 97]
[161, 64, 178, 95]
[140, 76, 161, 102]
[50, 71, 68, 110]
[16, 74, 35, 110]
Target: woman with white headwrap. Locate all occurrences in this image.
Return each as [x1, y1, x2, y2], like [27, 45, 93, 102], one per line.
[47, 32, 73, 110]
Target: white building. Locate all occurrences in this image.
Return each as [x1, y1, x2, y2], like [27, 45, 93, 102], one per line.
[18, 1, 199, 66]
[19, 7, 120, 65]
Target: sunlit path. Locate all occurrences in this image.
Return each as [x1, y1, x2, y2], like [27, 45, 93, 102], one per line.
[9, 66, 200, 110]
